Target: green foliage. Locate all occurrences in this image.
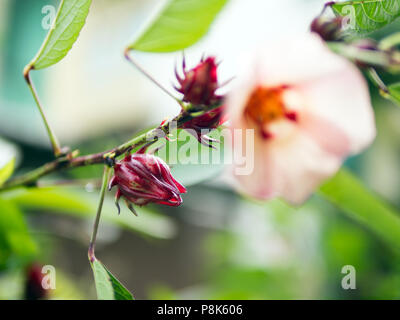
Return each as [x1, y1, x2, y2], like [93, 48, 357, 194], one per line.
[319, 169, 400, 250]
[0, 159, 14, 187]
[388, 82, 400, 106]
[332, 0, 400, 34]
[28, 0, 92, 70]
[90, 259, 134, 300]
[5, 187, 177, 240]
[0, 138, 18, 187]
[0, 199, 37, 269]
[129, 0, 228, 52]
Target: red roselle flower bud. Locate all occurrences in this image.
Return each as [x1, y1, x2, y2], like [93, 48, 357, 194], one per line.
[310, 16, 343, 42]
[108, 153, 186, 215]
[175, 56, 222, 106]
[25, 263, 47, 300]
[174, 56, 227, 147]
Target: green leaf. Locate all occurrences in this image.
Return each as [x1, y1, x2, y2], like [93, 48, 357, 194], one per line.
[28, 0, 92, 70]
[129, 0, 228, 52]
[0, 199, 37, 267]
[154, 128, 225, 186]
[90, 259, 134, 300]
[319, 169, 400, 249]
[388, 82, 400, 105]
[0, 138, 18, 187]
[332, 0, 400, 34]
[0, 159, 14, 187]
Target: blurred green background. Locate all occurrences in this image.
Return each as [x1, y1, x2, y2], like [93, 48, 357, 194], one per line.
[1, 0, 400, 299]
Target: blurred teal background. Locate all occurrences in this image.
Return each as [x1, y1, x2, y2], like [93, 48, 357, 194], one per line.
[1, 0, 400, 299]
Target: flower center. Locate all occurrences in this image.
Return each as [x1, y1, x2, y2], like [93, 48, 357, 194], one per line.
[244, 86, 296, 139]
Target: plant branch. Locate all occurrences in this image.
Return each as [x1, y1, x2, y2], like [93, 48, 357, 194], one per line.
[23, 65, 63, 157]
[0, 103, 220, 191]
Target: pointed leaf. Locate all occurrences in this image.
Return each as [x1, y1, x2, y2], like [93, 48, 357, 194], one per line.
[331, 0, 400, 34]
[28, 0, 92, 70]
[129, 0, 228, 52]
[91, 259, 134, 300]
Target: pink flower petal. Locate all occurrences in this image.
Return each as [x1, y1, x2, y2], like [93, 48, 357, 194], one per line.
[299, 111, 351, 157]
[235, 130, 343, 204]
[297, 67, 376, 154]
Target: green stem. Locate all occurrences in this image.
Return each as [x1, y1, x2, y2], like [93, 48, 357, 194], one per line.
[327, 42, 391, 68]
[379, 32, 400, 51]
[24, 65, 62, 157]
[123, 48, 185, 108]
[88, 166, 111, 263]
[366, 68, 390, 98]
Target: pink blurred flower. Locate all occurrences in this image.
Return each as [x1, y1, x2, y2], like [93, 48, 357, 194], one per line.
[227, 34, 376, 204]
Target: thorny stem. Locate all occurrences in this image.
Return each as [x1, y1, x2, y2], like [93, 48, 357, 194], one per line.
[88, 166, 111, 263]
[23, 65, 63, 157]
[0, 103, 220, 191]
[123, 48, 185, 108]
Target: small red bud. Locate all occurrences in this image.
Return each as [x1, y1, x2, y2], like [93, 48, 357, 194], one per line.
[175, 56, 222, 106]
[25, 263, 47, 300]
[109, 153, 186, 212]
[310, 16, 343, 42]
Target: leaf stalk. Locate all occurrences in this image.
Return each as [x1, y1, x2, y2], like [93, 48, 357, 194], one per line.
[24, 65, 63, 157]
